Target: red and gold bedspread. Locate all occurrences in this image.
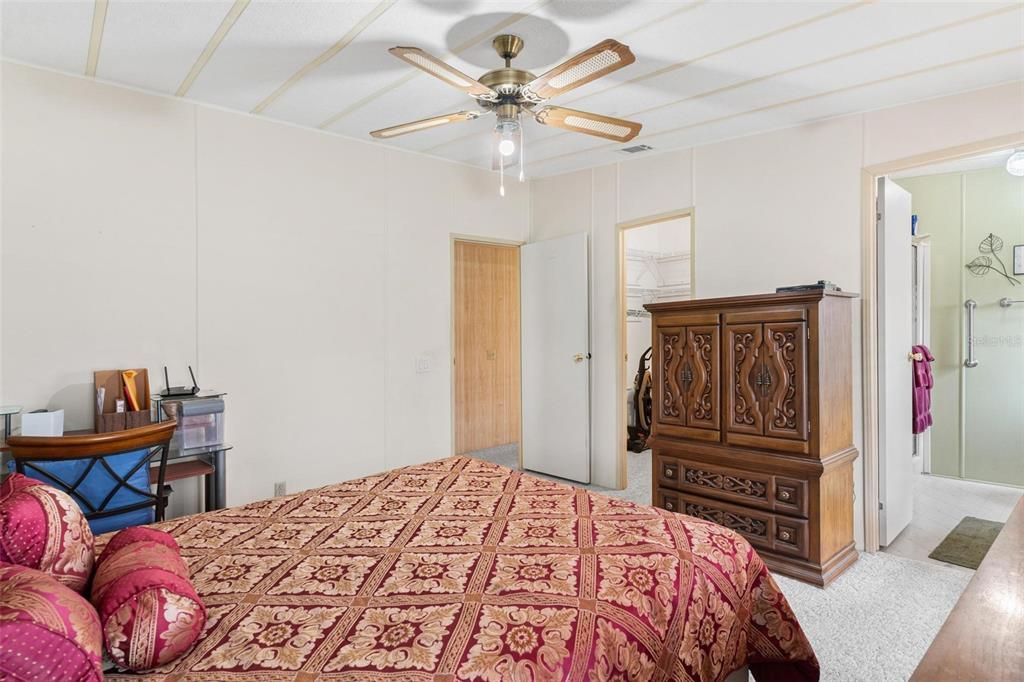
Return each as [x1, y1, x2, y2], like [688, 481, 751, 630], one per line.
[107, 456, 817, 681]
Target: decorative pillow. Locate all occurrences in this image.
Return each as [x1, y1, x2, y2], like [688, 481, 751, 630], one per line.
[91, 527, 206, 671]
[0, 473, 94, 593]
[0, 563, 104, 682]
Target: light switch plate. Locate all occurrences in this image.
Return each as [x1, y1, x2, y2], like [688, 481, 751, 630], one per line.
[416, 354, 432, 373]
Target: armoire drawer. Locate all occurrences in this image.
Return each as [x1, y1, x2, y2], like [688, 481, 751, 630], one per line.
[656, 454, 808, 518]
[655, 488, 809, 560]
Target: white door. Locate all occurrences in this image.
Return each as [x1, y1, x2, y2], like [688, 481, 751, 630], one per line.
[521, 232, 590, 483]
[878, 177, 915, 546]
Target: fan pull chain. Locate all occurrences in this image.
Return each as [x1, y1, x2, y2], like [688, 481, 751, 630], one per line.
[499, 154, 505, 197]
[518, 122, 525, 182]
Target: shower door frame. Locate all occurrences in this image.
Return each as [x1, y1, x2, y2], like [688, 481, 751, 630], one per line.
[860, 132, 1024, 553]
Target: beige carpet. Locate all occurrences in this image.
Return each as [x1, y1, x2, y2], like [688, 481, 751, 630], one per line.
[776, 553, 969, 681]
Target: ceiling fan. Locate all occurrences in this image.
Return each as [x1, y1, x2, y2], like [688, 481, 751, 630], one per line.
[370, 34, 643, 193]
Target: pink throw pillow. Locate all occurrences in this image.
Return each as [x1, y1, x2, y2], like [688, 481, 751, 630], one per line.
[91, 526, 206, 671]
[0, 563, 104, 681]
[0, 473, 94, 593]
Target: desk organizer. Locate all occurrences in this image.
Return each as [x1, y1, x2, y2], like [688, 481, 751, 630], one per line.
[94, 368, 152, 433]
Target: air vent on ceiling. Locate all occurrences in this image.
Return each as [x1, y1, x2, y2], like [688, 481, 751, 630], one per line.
[620, 144, 653, 154]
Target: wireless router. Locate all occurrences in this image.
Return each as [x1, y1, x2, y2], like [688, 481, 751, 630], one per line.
[161, 366, 200, 397]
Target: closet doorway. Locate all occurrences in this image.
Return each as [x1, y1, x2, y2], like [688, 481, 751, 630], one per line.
[452, 239, 521, 458]
[618, 211, 694, 491]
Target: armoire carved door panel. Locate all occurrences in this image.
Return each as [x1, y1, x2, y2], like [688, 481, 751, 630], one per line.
[682, 326, 720, 430]
[655, 327, 686, 428]
[726, 324, 765, 436]
[763, 322, 809, 441]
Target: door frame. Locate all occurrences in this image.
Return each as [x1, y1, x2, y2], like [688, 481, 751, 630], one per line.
[616, 208, 696, 489]
[860, 132, 1023, 552]
[449, 234, 524, 464]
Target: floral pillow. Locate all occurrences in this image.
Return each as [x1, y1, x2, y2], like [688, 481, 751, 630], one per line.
[91, 526, 206, 671]
[0, 563, 104, 681]
[0, 473, 94, 593]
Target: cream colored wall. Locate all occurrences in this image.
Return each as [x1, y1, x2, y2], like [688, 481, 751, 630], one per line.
[0, 62, 529, 506]
[530, 81, 1024, 547]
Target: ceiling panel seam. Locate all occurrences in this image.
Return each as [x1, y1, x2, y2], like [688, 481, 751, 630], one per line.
[493, 3, 1022, 162]
[558, 0, 870, 110]
[251, 0, 398, 115]
[529, 45, 1024, 169]
[176, 0, 252, 97]
[85, 0, 108, 76]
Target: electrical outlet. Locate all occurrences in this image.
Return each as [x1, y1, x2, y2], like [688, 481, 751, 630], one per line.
[274, 481, 287, 497]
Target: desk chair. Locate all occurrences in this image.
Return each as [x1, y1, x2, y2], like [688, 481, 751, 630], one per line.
[6, 421, 177, 534]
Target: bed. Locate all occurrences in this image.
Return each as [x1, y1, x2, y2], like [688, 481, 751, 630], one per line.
[103, 456, 818, 681]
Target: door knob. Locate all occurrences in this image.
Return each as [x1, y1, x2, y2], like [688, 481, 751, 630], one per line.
[573, 353, 587, 363]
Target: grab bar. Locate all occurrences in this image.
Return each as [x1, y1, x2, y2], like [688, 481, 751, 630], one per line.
[999, 297, 1024, 308]
[964, 299, 978, 368]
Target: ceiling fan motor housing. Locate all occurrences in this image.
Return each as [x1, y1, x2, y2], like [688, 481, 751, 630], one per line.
[479, 34, 535, 102]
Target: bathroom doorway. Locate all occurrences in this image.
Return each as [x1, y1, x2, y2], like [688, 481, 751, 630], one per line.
[874, 148, 1023, 565]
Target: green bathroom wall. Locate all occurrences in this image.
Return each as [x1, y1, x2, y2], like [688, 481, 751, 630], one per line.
[896, 167, 1024, 487]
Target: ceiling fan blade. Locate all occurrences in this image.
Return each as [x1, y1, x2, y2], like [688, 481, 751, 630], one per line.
[370, 111, 479, 139]
[389, 46, 498, 99]
[523, 39, 635, 101]
[534, 106, 641, 142]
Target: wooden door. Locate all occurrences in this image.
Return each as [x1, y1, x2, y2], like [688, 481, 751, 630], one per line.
[762, 322, 809, 441]
[726, 323, 765, 436]
[454, 241, 520, 454]
[682, 326, 720, 430]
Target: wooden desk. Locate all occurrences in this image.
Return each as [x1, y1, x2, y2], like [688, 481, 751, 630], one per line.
[911, 497, 1024, 681]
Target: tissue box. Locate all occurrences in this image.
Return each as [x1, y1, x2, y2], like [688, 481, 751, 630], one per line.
[21, 410, 64, 436]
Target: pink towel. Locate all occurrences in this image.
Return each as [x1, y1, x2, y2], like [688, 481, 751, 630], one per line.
[912, 344, 934, 434]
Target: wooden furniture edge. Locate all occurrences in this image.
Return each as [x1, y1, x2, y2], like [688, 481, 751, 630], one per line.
[645, 289, 859, 314]
[911, 497, 1024, 680]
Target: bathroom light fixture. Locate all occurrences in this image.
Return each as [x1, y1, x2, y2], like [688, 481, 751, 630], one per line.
[1006, 149, 1024, 177]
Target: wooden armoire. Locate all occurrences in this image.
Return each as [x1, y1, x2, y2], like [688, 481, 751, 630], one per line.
[645, 290, 858, 586]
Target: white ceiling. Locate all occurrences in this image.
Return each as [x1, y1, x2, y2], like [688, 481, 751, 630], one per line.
[3, 1, 1022, 178]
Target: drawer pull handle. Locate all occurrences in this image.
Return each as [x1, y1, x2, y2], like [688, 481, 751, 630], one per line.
[665, 501, 674, 511]
[664, 467, 675, 477]
[779, 530, 792, 542]
[778, 490, 791, 501]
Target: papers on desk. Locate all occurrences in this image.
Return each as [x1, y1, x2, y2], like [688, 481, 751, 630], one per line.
[21, 409, 64, 436]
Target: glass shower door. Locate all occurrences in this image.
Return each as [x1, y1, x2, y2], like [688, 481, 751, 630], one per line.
[962, 170, 1024, 486]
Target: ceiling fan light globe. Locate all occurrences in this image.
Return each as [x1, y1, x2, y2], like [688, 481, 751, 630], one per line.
[499, 139, 516, 156]
[1006, 150, 1024, 177]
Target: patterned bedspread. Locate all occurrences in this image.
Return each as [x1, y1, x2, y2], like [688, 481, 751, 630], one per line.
[106, 456, 818, 681]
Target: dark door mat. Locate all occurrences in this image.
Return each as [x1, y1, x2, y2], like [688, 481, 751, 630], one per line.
[929, 516, 1005, 569]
